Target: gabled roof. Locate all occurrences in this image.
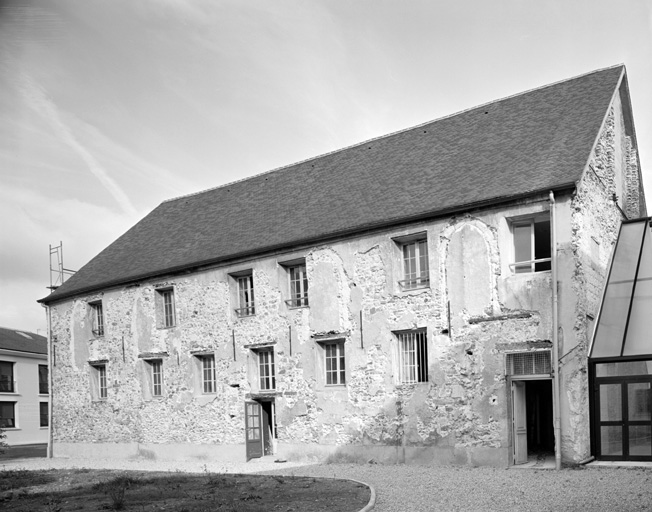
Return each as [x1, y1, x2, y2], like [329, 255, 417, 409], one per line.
[41, 65, 627, 304]
[0, 327, 47, 354]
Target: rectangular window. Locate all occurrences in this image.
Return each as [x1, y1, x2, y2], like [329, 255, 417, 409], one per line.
[287, 265, 309, 307]
[324, 342, 346, 385]
[39, 364, 48, 394]
[0, 402, 15, 428]
[258, 349, 276, 390]
[92, 364, 107, 399]
[91, 301, 105, 336]
[200, 355, 216, 394]
[149, 360, 163, 397]
[512, 216, 551, 273]
[400, 238, 429, 290]
[40, 402, 48, 427]
[0, 361, 14, 393]
[236, 274, 255, 317]
[156, 288, 176, 328]
[397, 330, 428, 383]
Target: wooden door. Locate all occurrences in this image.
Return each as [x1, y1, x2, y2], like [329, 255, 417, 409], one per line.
[512, 380, 528, 464]
[245, 401, 263, 461]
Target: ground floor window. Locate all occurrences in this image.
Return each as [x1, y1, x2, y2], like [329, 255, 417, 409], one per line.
[592, 360, 652, 461]
[0, 401, 15, 428]
[396, 330, 428, 383]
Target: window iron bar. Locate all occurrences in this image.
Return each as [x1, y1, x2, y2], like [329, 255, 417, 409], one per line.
[509, 257, 552, 269]
[235, 305, 256, 317]
[285, 297, 309, 308]
[398, 276, 430, 289]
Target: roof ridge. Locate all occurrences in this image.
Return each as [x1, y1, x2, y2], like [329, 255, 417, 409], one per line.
[162, 64, 625, 205]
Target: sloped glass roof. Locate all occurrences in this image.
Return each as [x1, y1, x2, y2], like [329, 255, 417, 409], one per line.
[590, 218, 652, 359]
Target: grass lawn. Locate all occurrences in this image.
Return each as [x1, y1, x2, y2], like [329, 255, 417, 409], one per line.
[0, 467, 370, 511]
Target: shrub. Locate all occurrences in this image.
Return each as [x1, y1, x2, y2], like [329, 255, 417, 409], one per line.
[0, 426, 7, 454]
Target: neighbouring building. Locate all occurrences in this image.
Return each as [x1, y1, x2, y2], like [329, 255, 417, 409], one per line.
[0, 327, 49, 445]
[39, 65, 647, 466]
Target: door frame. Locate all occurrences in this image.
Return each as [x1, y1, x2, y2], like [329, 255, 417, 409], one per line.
[510, 375, 554, 465]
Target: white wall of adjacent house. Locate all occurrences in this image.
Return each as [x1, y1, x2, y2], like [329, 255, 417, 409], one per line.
[0, 350, 49, 445]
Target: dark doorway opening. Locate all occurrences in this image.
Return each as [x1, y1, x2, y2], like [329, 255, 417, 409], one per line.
[260, 400, 276, 456]
[525, 380, 554, 455]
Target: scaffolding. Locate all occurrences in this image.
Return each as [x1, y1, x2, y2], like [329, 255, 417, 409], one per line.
[48, 242, 76, 290]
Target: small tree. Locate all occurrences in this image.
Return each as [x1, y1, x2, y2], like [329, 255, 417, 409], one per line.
[0, 426, 7, 454]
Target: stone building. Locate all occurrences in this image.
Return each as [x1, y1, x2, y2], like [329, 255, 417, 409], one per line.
[0, 327, 49, 445]
[39, 65, 647, 466]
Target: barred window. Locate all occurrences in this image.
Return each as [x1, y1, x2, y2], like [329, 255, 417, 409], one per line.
[397, 330, 428, 383]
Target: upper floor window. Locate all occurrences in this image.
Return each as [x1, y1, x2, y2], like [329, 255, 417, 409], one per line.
[199, 355, 216, 394]
[512, 215, 551, 273]
[38, 364, 48, 394]
[156, 288, 176, 328]
[257, 349, 276, 391]
[395, 233, 430, 290]
[0, 361, 14, 393]
[236, 274, 255, 317]
[90, 301, 104, 337]
[287, 264, 308, 308]
[396, 329, 428, 384]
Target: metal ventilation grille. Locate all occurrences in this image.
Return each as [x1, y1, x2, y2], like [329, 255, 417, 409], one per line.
[506, 351, 552, 376]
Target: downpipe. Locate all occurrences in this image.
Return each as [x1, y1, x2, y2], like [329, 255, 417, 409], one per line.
[550, 191, 562, 471]
[44, 304, 53, 459]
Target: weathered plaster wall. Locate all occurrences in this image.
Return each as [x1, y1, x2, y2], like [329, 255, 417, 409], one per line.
[561, 95, 645, 462]
[49, 195, 566, 466]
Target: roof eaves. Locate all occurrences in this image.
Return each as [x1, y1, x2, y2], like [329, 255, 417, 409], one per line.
[39, 182, 577, 305]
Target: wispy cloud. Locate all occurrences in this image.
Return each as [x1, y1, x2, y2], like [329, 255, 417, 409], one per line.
[19, 73, 139, 217]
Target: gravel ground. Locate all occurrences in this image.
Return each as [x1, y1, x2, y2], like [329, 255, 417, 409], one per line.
[3, 457, 652, 511]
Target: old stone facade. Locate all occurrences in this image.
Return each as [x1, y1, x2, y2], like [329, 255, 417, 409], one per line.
[42, 66, 646, 466]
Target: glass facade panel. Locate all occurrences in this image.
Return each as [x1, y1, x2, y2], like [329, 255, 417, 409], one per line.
[628, 383, 651, 421]
[600, 384, 622, 421]
[624, 228, 652, 356]
[629, 426, 652, 456]
[596, 361, 652, 377]
[601, 426, 623, 456]
[591, 221, 646, 358]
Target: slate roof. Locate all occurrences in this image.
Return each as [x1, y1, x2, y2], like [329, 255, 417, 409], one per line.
[41, 65, 626, 304]
[0, 327, 47, 354]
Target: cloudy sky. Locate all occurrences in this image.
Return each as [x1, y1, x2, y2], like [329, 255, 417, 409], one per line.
[1, 0, 651, 334]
